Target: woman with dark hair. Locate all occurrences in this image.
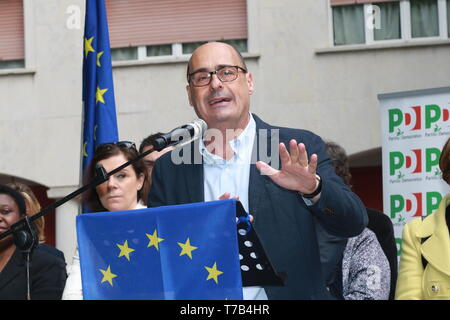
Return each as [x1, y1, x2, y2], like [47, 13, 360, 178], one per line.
[0, 185, 67, 299]
[83, 141, 149, 211]
[324, 141, 353, 187]
[396, 138, 450, 300]
[63, 141, 149, 299]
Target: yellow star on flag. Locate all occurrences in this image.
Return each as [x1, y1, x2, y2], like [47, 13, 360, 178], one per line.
[99, 265, 117, 286]
[83, 141, 88, 157]
[96, 86, 108, 104]
[97, 51, 104, 67]
[146, 229, 164, 251]
[205, 262, 223, 284]
[117, 240, 135, 261]
[84, 36, 95, 57]
[178, 238, 198, 259]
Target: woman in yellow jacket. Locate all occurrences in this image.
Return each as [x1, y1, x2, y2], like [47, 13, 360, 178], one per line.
[396, 138, 450, 300]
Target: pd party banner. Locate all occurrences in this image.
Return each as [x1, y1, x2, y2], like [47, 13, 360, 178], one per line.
[378, 86, 450, 258]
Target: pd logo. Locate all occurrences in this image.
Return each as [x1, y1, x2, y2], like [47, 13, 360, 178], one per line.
[388, 104, 450, 135]
[389, 148, 441, 177]
[425, 104, 450, 132]
[388, 106, 421, 135]
[390, 192, 442, 222]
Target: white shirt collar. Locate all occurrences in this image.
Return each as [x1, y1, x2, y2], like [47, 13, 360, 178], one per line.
[199, 114, 256, 165]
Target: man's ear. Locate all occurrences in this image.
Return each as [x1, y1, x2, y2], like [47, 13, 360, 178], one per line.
[246, 72, 255, 95]
[186, 85, 194, 107]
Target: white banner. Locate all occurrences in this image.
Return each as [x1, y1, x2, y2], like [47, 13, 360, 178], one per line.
[378, 86, 450, 258]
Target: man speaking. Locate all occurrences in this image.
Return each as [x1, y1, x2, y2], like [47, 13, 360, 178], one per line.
[148, 42, 367, 299]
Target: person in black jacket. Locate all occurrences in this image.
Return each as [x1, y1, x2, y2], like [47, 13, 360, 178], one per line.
[0, 185, 67, 300]
[366, 207, 398, 299]
[318, 141, 398, 300]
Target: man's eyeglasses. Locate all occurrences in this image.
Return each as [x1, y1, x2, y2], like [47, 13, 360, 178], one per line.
[95, 141, 136, 152]
[188, 65, 247, 87]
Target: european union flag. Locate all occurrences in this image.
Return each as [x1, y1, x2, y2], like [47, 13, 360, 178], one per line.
[77, 199, 243, 300]
[82, 0, 118, 171]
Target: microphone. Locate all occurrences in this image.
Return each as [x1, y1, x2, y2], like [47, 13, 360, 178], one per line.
[152, 119, 207, 151]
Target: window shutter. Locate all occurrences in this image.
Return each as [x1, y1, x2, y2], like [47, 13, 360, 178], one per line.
[106, 0, 247, 48]
[0, 0, 24, 60]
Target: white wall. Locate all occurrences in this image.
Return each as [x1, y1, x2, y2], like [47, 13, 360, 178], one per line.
[0, 0, 84, 188]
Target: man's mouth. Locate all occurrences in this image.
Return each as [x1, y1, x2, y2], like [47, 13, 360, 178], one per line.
[208, 97, 232, 105]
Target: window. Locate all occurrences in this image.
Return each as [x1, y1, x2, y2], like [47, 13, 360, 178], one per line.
[374, 1, 401, 41]
[111, 47, 138, 61]
[330, 0, 449, 46]
[333, 4, 366, 45]
[0, 0, 24, 69]
[410, 0, 439, 38]
[106, 0, 248, 61]
[147, 44, 172, 57]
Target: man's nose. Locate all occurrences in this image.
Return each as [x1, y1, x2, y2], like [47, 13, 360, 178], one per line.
[209, 73, 223, 91]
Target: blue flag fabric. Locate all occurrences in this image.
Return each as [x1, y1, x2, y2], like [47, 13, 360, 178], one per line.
[76, 199, 243, 300]
[82, 0, 118, 171]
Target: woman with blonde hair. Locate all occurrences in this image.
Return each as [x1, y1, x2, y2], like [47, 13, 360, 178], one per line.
[7, 183, 45, 242]
[7, 182, 65, 261]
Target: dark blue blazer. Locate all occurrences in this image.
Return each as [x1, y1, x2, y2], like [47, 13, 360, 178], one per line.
[148, 114, 368, 299]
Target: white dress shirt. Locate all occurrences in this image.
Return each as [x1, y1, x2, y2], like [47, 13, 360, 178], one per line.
[200, 114, 268, 300]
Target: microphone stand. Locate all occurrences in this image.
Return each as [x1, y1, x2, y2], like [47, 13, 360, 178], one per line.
[0, 125, 202, 247]
[0, 144, 159, 248]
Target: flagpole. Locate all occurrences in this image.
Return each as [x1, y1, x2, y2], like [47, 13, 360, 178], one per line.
[78, 100, 85, 215]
